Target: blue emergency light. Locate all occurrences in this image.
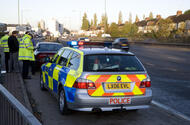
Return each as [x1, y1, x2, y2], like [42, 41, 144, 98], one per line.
[71, 41, 77, 46]
[67, 41, 78, 47]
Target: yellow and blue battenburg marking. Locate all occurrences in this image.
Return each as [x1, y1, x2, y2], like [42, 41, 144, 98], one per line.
[41, 63, 77, 103]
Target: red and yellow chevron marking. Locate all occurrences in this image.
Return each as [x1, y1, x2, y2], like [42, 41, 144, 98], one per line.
[87, 74, 147, 97]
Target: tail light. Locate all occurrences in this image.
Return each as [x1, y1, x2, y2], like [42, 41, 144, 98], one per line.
[36, 53, 55, 59]
[73, 78, 96, 89]
[78, 41, 84, 45]
[37, 53, 47, 59]
[140, 77, 151, 88]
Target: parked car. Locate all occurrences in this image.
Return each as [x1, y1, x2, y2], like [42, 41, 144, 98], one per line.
[40, 46, 152, 115]
[34, 42, 63, 67]
[78, 37, 90, 42]
[112, 38, 129, 51]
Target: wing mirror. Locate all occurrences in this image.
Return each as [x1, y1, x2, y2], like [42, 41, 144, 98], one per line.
[44, 56, 51, 63]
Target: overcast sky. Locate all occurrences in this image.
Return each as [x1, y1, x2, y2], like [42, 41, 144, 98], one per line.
[0, 0, 190, 30]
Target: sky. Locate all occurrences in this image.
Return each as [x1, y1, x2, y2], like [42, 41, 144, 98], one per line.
[0, 0, 190, 30]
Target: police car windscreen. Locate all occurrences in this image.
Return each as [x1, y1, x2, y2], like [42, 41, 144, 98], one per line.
[38, 44, 62, 51]
[84, 54, 144, 72]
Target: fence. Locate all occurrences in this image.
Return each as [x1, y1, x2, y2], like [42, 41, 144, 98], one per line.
[0, 84, 41, 125]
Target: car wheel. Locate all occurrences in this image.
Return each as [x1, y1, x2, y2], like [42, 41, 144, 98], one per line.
[40, 72, 46, 90]
[59, 88, 69, 115]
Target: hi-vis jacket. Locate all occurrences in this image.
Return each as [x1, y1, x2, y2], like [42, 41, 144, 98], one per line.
[0, 35, 9, 52]
[18, 34, 35, 61]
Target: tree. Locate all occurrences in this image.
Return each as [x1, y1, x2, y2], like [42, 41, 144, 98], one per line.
[90, 19, 94, 30]
[156, 18, 174, 39]
[81, 12, 90, 31]
[109, 22, 120, 37]
[100, 14, 109, 33]
[93, 13, 97, 28]
[149, 12, 153, 19]
[176, 22, 185, 36]
[129, 13, 132, 24]
[122, 23, 138, 37]
[184, 9, 190, 15]
[130, 24, 138, 36]
[122, 23, 132, 35]
[118, 11, 123, 25]
[135, 15, 139, 22]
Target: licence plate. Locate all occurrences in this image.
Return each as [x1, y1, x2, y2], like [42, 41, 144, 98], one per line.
[121, 44, 127, 46]
[109, 97, 131, 105]
[105, 83, 131, 90]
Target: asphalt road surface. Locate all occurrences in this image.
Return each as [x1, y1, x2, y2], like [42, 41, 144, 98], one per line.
[24, 44, 190, 125]
[130, 44, 190, 117]
[25, 72, 189, 125]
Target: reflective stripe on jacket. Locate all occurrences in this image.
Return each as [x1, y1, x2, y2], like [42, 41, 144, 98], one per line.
[0, 35, 9, 52]
[18, 34, 35, 61]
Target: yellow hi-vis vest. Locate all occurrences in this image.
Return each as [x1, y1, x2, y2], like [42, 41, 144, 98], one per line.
[18, 34, 35, 61]
[0, 35, 9, 52]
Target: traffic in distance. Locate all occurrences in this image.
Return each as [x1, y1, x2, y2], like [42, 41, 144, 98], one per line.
[38, 38, 152, 115]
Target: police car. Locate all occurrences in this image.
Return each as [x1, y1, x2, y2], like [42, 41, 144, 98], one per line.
[40, 46, 152, 114]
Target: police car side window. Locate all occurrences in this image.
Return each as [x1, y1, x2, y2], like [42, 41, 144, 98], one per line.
[52, 48, 64, 63]
[68, 52, 80, 70]
[58, 49, 72, 66]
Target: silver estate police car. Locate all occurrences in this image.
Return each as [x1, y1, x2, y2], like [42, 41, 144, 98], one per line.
[40, 46, 152, 114]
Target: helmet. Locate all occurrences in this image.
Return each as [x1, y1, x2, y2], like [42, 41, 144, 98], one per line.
[25, 31, 33, 39]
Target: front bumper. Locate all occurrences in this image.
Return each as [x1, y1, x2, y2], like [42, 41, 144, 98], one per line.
[67, 88, 152, 111]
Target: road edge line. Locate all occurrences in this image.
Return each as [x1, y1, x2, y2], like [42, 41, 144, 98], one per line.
[151, 100, 190, 122]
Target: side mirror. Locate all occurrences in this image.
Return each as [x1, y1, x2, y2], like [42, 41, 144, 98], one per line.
[35, 46, 39, 50]
[44, 56, 51, 63]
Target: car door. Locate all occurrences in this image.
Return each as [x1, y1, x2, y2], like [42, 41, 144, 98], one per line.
[52, 49, 73, 94]
[64, 52, 81, 88]
[42, 48, 64, 90]
[61, 51, 82, 103]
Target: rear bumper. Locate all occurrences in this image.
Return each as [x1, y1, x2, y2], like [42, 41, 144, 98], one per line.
[67, 88, 152, 111]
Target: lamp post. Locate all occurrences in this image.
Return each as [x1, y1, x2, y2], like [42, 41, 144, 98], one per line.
[104, 0, 107, 34]
[18, 0, 20, 25]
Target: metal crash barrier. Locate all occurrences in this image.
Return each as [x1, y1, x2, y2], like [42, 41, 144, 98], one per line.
[0, 84, 41, 125]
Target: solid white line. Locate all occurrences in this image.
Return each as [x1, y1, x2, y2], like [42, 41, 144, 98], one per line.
[151, 100, 190, 122]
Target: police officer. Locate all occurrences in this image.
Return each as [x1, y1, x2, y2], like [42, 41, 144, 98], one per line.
[19, 32, 35, 79]
[0, 31, 10, 73]
[8, 31, 19, 72]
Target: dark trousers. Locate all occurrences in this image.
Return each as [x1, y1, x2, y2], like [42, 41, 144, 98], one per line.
[4, 52, 10, 72]
[30, 61, 35, 75]
[22, 60, 30, 78]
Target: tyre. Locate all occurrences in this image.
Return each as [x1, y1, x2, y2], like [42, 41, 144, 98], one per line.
[59, 88, 69, 115]
[40, 72, 46, 90]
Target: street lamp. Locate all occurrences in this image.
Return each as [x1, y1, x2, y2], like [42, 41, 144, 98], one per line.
[18, 0, 20, 25]
[104, 0, 107, 34]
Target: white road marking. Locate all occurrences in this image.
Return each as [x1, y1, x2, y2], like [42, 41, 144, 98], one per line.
[145, 63, 155, 66]
[151, 100, 190, 122]
[167, 56, 183, 61]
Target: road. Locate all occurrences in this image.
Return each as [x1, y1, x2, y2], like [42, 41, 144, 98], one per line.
[24, 44, 190, 125]
[130, 44, 190, 117]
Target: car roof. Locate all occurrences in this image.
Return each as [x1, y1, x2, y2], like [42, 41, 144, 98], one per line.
[67, 47, 134, 56]
[115, 37, 128, 40]
[37, 42, 62, 45]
